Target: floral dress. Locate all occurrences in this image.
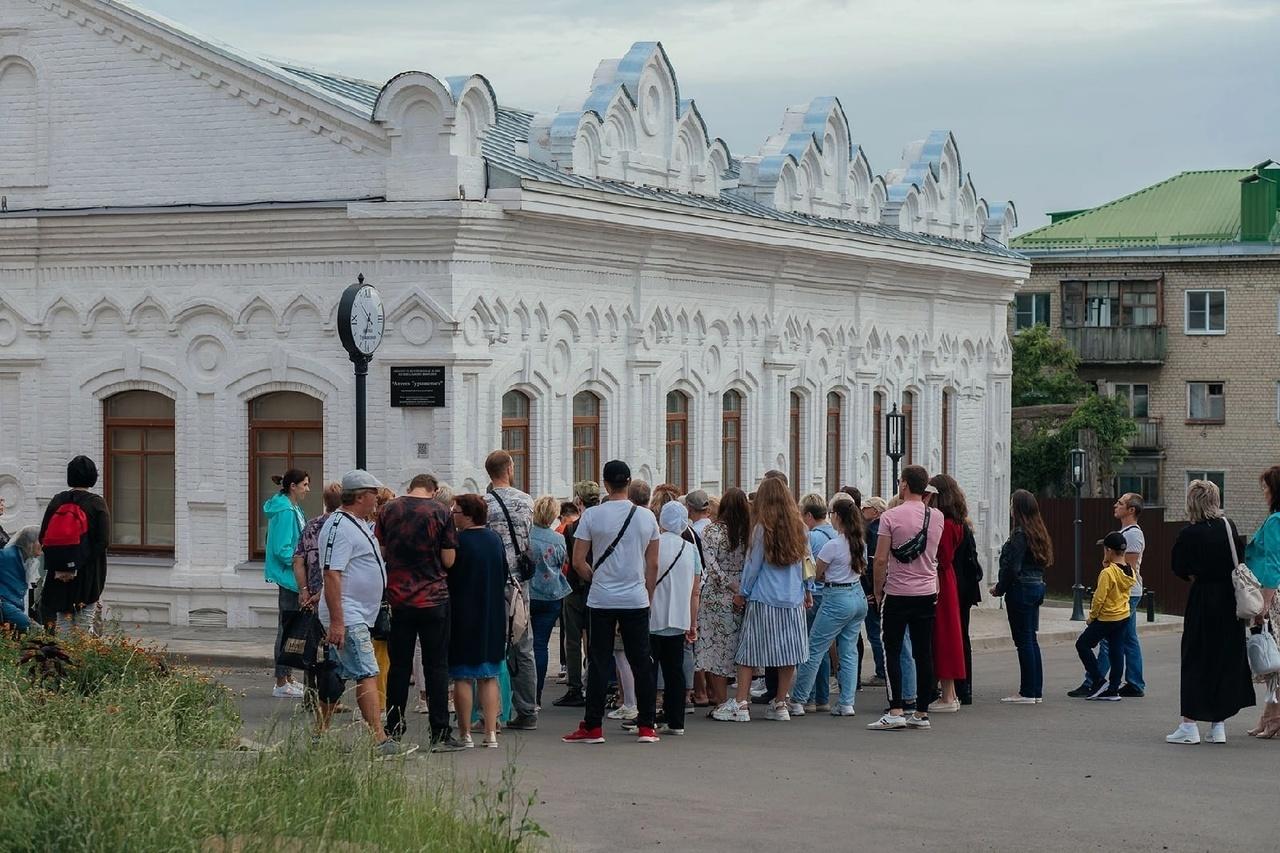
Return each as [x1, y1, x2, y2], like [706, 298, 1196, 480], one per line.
[695, 522, 747, 677]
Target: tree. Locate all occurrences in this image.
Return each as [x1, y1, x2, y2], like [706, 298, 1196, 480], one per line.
[1010, 326, 1137, 495]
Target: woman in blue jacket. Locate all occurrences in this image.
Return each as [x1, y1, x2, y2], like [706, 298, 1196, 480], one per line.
[0, 527, 40, 632]
[264, 468, 309, 698]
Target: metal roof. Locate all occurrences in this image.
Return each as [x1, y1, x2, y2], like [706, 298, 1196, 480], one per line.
[1012, 170, 1254, 252]
[273, 63, 1024, 262]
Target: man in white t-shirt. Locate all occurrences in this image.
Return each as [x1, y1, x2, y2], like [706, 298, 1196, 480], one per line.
[562, 460, 661, 745]
[316, 469, 417, 758]
[1095, 493, 1147, 697]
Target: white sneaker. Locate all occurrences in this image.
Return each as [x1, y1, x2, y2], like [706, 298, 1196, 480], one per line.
[830, 704, 856, 716]
[786, 700, 806, 717]
[1000, 695, 1038, 705]
[749, 678, 767, 698]
[413, 698, 429, 714]
[460, 733, 475, 749]
[906, 714, 931, 730]
[765, 701, 791, 721]
[607, 705, 638, 721]
[1207, 723, 1226, 744]
[712, 699, 750, 722]
[1166, 723, 1201, 745]
[272, 683, 304, 699]
[483, 733, 499, 748]
[867, 713, 907, 731]
[931, 700, 961, 713]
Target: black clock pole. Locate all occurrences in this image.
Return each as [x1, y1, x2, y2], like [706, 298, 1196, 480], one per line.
[353, 353, 369, 471]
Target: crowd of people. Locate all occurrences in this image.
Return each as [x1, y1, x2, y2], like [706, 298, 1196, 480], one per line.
[2, 452, 1279, 755]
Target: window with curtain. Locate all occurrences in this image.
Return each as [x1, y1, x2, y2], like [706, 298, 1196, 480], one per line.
[249, 391, 323, 558]
[873, 391, 884, 496]
[941, 389, 953, 475]
[825, 392, 842, 496]
[572, 391, 601, 485]
[665, 391, 690, 492]
[104, 391, 176, 553]
[501, 390, 532, 493]
[722, 390, 742, 490]
[902, 391, 916, 465]
[789, 391, 802, 498]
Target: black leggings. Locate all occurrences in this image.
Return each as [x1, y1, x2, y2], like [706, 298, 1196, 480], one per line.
[650, 633, 687, 729]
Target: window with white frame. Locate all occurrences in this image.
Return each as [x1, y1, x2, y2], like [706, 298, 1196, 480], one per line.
[1186, 470, 1226, 508]
[1185, 290, 1225, 334]
[1013, 293, 1050, 331]
[1113, 383, 1149, 419]
[1187, 381, 1225, 423]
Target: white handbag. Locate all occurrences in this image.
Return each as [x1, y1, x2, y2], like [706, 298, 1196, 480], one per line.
[1247, 623, 1280, 678]
[1226, 518, 1265, 620]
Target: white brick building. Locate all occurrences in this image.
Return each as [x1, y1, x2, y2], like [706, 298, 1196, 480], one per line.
[0, 0, 1028, 625]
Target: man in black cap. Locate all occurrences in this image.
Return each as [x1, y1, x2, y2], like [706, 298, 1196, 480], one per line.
[562, 460, 661, 744]
[38, 455, 110, 633]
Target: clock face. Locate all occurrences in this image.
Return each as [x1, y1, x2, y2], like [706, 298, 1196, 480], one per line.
[347, 285, 384, 356]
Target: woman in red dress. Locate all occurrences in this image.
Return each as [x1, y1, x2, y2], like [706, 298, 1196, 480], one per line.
[928, 474, 969, 712]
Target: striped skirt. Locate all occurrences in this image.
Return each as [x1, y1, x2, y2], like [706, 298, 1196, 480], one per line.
[735, 601, 808, 668]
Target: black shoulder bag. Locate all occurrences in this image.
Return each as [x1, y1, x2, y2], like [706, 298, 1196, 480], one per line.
[491, 489, 535, 582]
[890, 505, 933, 564]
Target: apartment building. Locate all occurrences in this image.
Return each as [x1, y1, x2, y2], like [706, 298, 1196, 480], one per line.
[1011, 164, 1280, 532]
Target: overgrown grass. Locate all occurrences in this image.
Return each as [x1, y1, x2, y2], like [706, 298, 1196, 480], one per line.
[0, 630, 544, 852]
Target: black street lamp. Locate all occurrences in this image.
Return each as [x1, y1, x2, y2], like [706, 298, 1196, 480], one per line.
[1069, 446, 1087, 621]
[886, 403, 906, 493]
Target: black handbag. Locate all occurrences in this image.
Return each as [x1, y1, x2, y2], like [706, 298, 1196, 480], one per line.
[276, 607, 325, 670]
[370, 601, 393, 641]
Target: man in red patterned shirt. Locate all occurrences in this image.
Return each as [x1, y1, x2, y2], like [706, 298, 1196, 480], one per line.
[375, 474, 461, 751]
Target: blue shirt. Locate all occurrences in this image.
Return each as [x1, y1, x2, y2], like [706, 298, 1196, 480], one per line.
[0, 543, 28, 608]
[1246, 512, 1280, 589]
[739, 525, 804, 608]
[806, 523, 836, 593]
[528, 525, 571, 601]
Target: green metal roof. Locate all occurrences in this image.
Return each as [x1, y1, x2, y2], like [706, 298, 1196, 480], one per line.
[1012, 169, 1254, 251]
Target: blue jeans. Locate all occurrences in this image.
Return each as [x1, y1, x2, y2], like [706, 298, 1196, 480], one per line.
[529, 598, 562, 704]
[1005, 580, 1045, 699]
[331, 622, 379, 682]
[802, 593, 832, 704]
[863, 598, 887, 679]
[1097, 595, 1144, 690]
[792, 585, 868, 708]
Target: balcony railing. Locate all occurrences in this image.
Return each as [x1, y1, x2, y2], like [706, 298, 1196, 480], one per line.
[1126, 418, 1163, 451]
[1061, 325, 1166, 365]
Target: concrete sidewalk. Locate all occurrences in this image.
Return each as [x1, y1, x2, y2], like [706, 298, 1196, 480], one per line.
[125, 602, 1181, 668]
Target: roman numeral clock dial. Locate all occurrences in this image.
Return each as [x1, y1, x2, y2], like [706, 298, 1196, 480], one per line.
[337, 274, 385, 361]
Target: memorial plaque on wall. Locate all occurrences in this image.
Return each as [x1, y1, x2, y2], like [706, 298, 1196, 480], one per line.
[390, 366, 446, 407]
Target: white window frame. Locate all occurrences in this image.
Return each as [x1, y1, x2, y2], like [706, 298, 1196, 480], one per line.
[1185, 289, 1226, 335]
[1186, 381, 1225, 423]
[1186, 470, 1226, 509]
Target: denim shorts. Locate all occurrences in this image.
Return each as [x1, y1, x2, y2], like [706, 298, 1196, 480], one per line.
[332, 622, 380, 682]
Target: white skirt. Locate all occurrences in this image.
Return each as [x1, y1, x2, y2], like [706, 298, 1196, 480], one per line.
[735, 601, 808, 668]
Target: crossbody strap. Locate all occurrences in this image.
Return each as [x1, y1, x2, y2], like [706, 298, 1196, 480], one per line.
[655, 541, 688, 588]
[1225, 517, 1240, 566]
[592, 505, 638, 570]
[321, 511, 386, 589]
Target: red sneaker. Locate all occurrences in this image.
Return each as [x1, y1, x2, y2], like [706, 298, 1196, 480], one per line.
[561, 723, 605, 744]
[636, 726, 660, 743]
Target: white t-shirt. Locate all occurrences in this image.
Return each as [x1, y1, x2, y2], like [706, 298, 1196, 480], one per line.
[318, 510, 386, 628]
[691, 517, 712, 537]
[575, 499, 660, 609]
[1121, 524, 1146, 595]
[817, 535, 857, 584]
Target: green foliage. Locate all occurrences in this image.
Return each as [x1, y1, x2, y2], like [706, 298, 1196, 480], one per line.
[1011, 393, 1138, 495]
[1011, 325, 1088, 407]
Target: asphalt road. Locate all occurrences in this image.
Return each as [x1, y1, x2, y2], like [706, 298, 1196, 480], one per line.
[225, 634, 1275, 853]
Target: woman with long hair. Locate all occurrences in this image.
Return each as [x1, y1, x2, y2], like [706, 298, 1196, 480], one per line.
[264, 468, 309, 698]
[1243, 467, 1280, 737]
[713, 477, 809, 723]
[696, 488, 751, 709]
[786, 495, 868, 717]
[990, 489, 1051, 704]
[927, 474, 969, 712]
[1167, 479, 1256, 743]
[528, 494, 570, 707]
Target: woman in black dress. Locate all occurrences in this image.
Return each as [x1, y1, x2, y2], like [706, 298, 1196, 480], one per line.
[448, 493, 509, 749]
[1167, 479, 1255, 745]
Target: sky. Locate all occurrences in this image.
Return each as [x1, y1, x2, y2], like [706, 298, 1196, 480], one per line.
[138, 0, 1280, 234]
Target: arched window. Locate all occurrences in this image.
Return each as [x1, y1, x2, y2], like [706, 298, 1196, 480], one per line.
[665, 391, 690, 492]
[873, 390, 885, 495]
[902, 390, 917, 466]
[103, 391, 175, 552]
[0, 58, 39, 186]
[789, 391, 803, 498]
[249, 391, 323, 558]
[501, 390, 531, 493]
[721, 390, 743, 490]
[572, 391, 601, 485]
[941, 389, 954, 474]
[826, 391, 843, 497]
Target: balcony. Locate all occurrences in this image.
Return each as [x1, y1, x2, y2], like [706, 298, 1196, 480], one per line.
[1125, 418, 1163, 451]
[1061, 325, 1166, 365]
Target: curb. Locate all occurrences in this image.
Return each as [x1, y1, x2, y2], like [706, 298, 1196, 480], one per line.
[971, 620, 1182, 653]
[159, 648, 275, 669]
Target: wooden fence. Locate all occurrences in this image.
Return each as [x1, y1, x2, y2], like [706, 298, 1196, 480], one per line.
[1036, 498, 1189, 614]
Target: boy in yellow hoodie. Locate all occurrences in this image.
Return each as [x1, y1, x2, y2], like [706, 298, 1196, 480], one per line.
[1072, 532, 1137, 701]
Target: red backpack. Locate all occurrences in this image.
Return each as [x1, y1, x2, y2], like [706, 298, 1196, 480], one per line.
[42, 502, 91, 574]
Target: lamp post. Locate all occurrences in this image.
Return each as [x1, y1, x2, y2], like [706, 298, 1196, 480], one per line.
[886, 403, 906, 493]
[336, 274, 384, 471]
[1069, 446, 1087, 621]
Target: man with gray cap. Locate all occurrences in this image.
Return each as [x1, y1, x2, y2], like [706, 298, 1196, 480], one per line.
[316, 470, 417, 757]
[685, 490, 712, 538]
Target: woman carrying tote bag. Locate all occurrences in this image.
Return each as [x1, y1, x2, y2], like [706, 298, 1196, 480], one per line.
[1244, 465, 1280, 738]
[1166, 479, 1255, 745]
